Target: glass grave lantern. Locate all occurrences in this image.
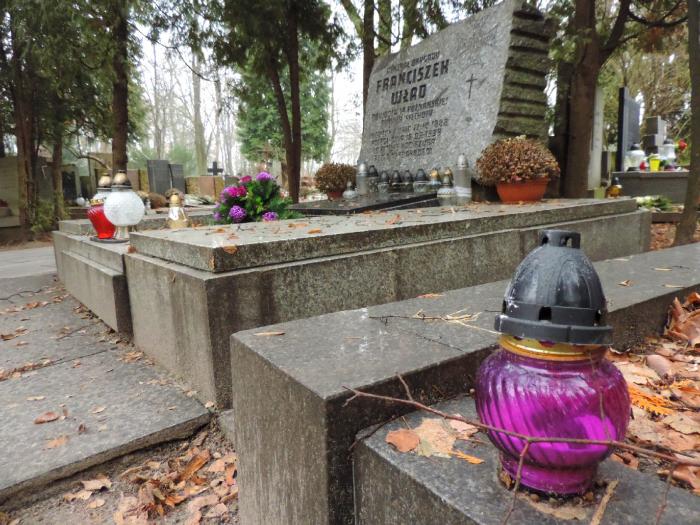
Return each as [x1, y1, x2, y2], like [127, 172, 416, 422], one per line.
[104, 171, 145, 241]
[87, 175, 116, 241]
[659, 139, 676, 167]
[475, 230, 630, 495]
[625, 143, 646, 171]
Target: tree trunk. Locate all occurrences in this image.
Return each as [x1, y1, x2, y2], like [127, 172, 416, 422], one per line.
[51, 132, 64, 224]
[267, 58, 295, 201]
[10, 13, 33, 229]
[377, 0, 392, 55]
[362, 0, 375, 116]
[0, 112, 5, 158]
[674, 0, 699, 245]
[192, 50, 207, 176]
[111, 0, 129, 172]
[152, 43, 163, 158]
[286, 5, 302, 203]
[550, 61, 574, 196]
[562, 0, 600, 198]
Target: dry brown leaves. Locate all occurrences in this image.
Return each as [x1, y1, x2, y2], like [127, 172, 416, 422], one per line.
[611, 313, 700, 490]
[666, 292, 700, 346]
[0, 359, 53, 381]
[385, 416, 483, 464]
[114, 431, 238, 524]
[1, 326, 27, 341]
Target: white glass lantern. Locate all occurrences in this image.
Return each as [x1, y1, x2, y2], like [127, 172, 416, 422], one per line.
[104, 171, 145, 241]
[659, 139, 676, 165]
[625, 144, 645, 171]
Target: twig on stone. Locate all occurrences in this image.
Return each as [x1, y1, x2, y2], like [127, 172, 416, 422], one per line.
[590, 480, 619, 525]
[502, 441, 531, 525]
[655, 463, 677, 525]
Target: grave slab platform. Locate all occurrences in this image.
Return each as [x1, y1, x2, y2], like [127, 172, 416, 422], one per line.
[228, 243, 699, 525]
[125, 199, 649, 406]
[354, 396, 699, 525]
[289, 192, 438, 215]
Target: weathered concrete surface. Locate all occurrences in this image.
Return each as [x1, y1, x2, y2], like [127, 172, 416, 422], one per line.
[52, 232, 131, 334]
[613, 170, 690, 203]
[228, 243, 699, 525]
[0, 246, 56, 279]
[126, 201, 649, 406]
[0, 276, 209, 507]
[129, 199, 639, 272]
[355, 396, 700, 525]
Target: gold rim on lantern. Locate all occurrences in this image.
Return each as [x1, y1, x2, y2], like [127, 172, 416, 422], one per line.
[499, 335, 606, 361]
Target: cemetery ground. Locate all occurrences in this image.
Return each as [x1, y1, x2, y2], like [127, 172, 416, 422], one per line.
[0, 218, 699, 524]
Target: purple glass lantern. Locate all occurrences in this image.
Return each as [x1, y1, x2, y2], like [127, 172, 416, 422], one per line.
[475, 230, 630, 495]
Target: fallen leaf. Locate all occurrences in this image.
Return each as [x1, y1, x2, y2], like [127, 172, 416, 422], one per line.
[664, 284, 685, 289]
[91, 406, 106, 414]
[654, 267, 673, 271]
[204, 401, 215, 409]
[307, 228, 322, 234]
[253, 331, 285, 337]
[81, 474, 112, 491]
[448, 417, 480, 439]
[177, 450, 211, 482]
[662, 413, 700, 434]
[385, 428, 420, 453]
[225, 463, 237, 486]
[127, 245, 137, 254]
[646, 354, 673, 378]
[207, 459, 226, 473]
[221, 245, 238, 255]
[26, 396, 45, 401]
[450, 449, 483, 464]
[629, 385, 675, 415]
[417, 293, 444, 299]
[45, 435, 69, 449]
[87, 498, 105, 509]
[64, 489, 93, 502]
[618, 279, 632, 287]
[204, 503, 228, 518]
[386, 214, 401, 225]
[414, 418, 456, 458]
[187, 494, 218, 512]
[521, 495, 588, 520]
[34, 411, 59, 424]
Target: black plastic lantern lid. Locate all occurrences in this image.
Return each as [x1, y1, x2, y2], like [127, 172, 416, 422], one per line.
[494, 230, 612, 345]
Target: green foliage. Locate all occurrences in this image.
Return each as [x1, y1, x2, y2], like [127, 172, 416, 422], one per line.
[235, 48, 332, 164]
[30, 198, 67, 234]
[635, 195, 673, 211]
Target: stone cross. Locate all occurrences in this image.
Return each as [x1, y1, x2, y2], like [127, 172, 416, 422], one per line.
[208, 161, 224, 176]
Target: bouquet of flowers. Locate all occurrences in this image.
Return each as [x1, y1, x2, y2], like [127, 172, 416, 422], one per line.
[213, 172, 300, 224]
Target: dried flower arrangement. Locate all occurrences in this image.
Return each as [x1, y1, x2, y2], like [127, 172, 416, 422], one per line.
[475, 137, 560, 186]
[314, 163, 356, 193]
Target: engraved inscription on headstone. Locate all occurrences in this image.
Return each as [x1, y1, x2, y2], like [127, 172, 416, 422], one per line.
[359, 0, 551, 176]
[146, 159, 172, 195]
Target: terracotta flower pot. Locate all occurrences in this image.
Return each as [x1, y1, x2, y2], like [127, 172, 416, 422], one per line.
[496, 179, 549, 203]
[326, 190, 344, 201]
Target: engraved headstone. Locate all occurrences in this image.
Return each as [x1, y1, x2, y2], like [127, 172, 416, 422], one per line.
[616, 87, 641, 171]
[146, 159, 172, 195]
[169, 163, 185, 192]
[359, 0, 551, 176]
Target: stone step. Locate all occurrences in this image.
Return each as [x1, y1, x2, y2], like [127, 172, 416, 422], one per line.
[0, 279, 210, 509]
[354, 396, 699, 525]
[227, 243, 700, 525]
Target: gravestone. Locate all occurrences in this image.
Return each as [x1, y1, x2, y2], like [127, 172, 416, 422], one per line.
[169, 163, 185, 192]
[146, 159, 172, 195]
[643, 116, 666, 154]
[616, 87, 641, 171]
[358, 0, 551, 176]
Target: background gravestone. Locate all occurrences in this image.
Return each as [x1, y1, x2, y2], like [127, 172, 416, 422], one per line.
[146, 159, 172, 195]
[358, 0, 551, 175]
[169, 164, 185, 192]
[616, 87, 641, 171]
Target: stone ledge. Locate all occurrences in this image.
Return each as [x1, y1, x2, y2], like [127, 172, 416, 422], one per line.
[129, 200, 638, 273]
[355, 396, 699, 525]
[228, 243, 700, 524]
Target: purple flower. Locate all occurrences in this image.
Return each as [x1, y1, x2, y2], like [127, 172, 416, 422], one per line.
[213, 211, 222, 222]
[256, 171, 274, 182]
[228, 205, 247, 223]
[262, 211, 278, 222]
[240, 175, 252, 183]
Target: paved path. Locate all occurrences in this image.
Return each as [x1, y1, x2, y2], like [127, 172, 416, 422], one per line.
[0, 273, 209, 508]
[0, 246, 56, 279]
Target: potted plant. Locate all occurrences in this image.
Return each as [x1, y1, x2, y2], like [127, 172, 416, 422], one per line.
[476, 137, 560, 203]
[314, 163, 356, 200]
